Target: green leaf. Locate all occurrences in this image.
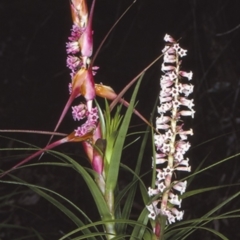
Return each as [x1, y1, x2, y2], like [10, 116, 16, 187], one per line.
[105, 74, 144, 192]
[181, 183, 240, 199]
[117, 125, 150, 234]
[165, 191, 240, 239]
[0, 177, 92, 233]
[52, 152, 113, 221]
[130, 208, 150, 240]
[60, 219, 151, 240]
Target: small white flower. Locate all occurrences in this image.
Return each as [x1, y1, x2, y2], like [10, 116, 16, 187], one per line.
[175, 166, 191, 172]
[148, 187, 159, 196]
[156, 169, 166, 181]
[172, 181, 187, 194]
[157, 182, 166, 192]
[179, 70, 193, 80]
[147, 34, 193, 224]
[169, 193, 182, 206]
[171, 208, 184, 220]
[164, 34, 176, 43]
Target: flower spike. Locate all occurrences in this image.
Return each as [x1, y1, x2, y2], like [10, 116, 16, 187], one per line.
[146, 34, 194, 227]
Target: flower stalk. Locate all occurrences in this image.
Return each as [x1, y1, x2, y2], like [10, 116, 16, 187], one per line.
[68, 1, 116, 237]
[147, 34, 194, 238]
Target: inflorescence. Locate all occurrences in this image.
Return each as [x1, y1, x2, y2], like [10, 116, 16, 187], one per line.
[146, 34, 194, 225]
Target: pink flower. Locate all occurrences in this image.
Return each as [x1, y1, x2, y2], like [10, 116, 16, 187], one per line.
[67, 55, 82, 71]
[66, 41, 80, 54]
[72, 103, 87, 121]
[68, 24, 83, 41]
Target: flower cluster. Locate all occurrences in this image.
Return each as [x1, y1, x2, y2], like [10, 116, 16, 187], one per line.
[66, 0, 94, 76]
[146, 34, 194, 224]
[66, 24, 85, 77]
[74, 106, 99, 137]
[66, 0, 99, 137]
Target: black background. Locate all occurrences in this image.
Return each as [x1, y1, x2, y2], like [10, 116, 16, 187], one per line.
[1, 0, 240, 239]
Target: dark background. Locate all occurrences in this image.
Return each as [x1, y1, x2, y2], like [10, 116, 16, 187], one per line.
[1, 0, 240, 239]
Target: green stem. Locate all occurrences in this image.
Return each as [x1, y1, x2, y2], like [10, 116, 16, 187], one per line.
[95, 174, 116, 239]
[104, 189, 116, 239]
